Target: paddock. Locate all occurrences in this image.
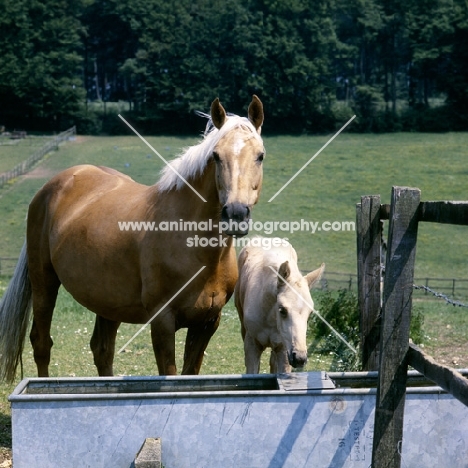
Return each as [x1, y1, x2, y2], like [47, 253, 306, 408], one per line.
[7, 185, 468, 467]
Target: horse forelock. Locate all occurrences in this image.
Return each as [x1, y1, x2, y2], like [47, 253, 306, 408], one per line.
[157, 115, 262, 192]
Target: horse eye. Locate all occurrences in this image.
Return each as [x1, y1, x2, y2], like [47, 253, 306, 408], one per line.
[256, 152, 264, 163]
[279, 306, 288, 318]
[213, 152, 221, 163]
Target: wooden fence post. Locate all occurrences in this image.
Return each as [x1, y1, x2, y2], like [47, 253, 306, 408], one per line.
[372, 187, 420, 468]
[356, 195, 382, 371]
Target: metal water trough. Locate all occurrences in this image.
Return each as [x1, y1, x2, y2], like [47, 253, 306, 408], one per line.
[9, 371, 468, 467]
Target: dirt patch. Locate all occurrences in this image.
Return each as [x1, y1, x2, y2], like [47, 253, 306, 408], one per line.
[21, 135, 87, 180]
[0, 448, 11, 467]
[73, 135, 87, 143]
[424, 343, 468, 368]
[22, 166, 57, 179]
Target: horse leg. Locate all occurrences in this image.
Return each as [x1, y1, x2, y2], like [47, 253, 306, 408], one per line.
[243, 332, 263, 374]
[150, 313, 177, 375]
[181, 314, 221, 375]
[90, 316, 121, 376]
[269, 350, 278, 374]
[29, 272, 61, 377]
[273, 347, 291, 374]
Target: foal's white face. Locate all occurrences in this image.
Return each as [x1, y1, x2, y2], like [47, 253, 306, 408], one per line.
[276, 261, 325, 368]
[276, 274, 314, 368]
[210, 96, 265, 237]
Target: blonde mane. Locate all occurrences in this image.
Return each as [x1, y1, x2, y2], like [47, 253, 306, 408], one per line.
[157, 115, 262, 192]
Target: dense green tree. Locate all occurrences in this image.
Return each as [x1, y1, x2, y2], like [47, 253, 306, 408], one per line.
[333, 0, 384, 90]
[123, 0, 266, 130]
[0, 0, 86, 130]
[254, 0, 338, 131]
[405, 0, 454, 107]
[333, 0, 386, 130]
[440, 0, 468, 127]
[0, 0, 467, 133]
[81, 0, 138, 104]
[123, 0, 338, 132]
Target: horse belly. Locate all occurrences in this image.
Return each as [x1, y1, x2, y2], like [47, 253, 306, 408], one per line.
[59, 275, 149, 324]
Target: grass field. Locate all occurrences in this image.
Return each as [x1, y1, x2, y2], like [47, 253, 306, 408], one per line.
[1, 130, 468, 462]
[1, 131, 467, 278]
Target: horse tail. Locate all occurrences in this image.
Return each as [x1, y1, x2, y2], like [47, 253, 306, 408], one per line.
[0, 243, 33, 383]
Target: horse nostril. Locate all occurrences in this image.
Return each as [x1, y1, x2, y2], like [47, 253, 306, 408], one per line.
[289, 350, 308, 368]
[222, 203, 249, 223]
[220, 203, 250, 237]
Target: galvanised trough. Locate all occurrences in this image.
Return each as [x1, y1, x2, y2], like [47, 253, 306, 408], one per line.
[9, 371, 468, 467]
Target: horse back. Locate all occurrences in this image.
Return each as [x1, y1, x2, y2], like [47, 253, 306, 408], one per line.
[29, 163, 148, 224]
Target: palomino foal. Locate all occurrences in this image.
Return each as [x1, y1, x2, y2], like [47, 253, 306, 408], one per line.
[235, 239, 325, 374]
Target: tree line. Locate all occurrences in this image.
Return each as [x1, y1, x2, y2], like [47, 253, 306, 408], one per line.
[0, 0, 467, 134]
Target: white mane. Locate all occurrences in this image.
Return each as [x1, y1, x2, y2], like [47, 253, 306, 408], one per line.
[157, 115, 262, 192]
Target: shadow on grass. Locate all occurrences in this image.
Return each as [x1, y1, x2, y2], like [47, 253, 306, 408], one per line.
[0, 411, 12, 449]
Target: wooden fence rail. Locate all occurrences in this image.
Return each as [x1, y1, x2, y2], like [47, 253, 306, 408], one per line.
[356, 187, 468, 468]
[0, 126, 76, 189]
[407, 343, 468, 407]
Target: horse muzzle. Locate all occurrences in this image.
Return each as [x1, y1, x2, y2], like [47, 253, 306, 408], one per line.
[288, 349, 308, 368]
[220, 203, 250, 237]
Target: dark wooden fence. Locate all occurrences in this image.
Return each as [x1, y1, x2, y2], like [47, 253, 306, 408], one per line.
[0, 126, 76, 189]
[357, 186, 468, 468]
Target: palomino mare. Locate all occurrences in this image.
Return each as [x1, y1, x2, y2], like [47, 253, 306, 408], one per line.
[0, 96, 265, 382]
[234, 238, 325, 373]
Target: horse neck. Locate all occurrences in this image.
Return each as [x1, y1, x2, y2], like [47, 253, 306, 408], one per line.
[187, 161, 220, 219]
[150, 161, 222, 226]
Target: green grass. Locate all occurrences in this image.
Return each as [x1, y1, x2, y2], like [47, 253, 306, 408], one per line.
[413, 299, 468, 368]
[1, 132, 468, 280]
[258, 132, 468, 278]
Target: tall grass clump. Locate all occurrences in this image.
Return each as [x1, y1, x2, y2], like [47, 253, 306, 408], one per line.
[309, 289, 361, 371]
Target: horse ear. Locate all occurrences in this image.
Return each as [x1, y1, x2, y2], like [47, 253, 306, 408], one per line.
[305, 263, 325, 289]
[211, 98, 227, 129]
[248, 95, 264, 133]
[277, 261, 290, 288]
